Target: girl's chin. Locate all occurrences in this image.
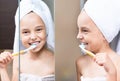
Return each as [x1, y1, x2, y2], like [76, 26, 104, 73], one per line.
[30, 46, 44, 53]
[29, 49, 40, 54]
[31, 47, 40, 52]
[85, 47, 92, 52]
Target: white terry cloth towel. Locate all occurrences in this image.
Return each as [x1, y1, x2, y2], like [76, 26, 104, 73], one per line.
[13, 0, 54, 53]
[110, 32, 120, 54]
[83, 0, 120, 54]
[116, 32, 120, 54]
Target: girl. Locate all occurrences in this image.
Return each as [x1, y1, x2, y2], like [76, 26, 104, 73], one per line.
[0, 0, 55, 81]
[76, 0, 120, 81]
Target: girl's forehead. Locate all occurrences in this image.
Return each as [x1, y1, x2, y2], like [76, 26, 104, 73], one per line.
[78, 12, 92, 28]
[78, 12, 101, 33]
[20, 12, 45, 27]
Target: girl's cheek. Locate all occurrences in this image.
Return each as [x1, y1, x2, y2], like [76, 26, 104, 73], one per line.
[21, 36, 29, 43]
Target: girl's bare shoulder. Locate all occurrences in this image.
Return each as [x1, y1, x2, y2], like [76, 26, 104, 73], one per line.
[113, 53, 120, 60]
[44, 49, 54, 60]
[76, 55, 90, 67]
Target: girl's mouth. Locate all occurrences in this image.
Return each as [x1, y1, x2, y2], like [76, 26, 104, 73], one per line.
[29, 41, 40, 46]
[80, 42, 88, 48]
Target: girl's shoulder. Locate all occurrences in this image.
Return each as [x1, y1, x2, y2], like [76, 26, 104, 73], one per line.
[44, 49, 54, 59]
[76, 55, 90, 62]
[113, 53, 120, 60]
[115, 54, 120, 63]
[76, 55, 91, 68]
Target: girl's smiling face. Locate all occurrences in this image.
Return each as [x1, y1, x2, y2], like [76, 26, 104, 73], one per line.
[77, 11, 107, 53]
[20, 12, 47, 52]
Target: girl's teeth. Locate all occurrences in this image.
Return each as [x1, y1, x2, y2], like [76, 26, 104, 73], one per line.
[80, 43, 87, 48]
[80, 43, 86, 48]
[32, 42, 39, 45]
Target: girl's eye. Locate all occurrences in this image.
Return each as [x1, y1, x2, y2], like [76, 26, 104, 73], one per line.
[81, 27, 89, 34]
[37, 29, 41, 31]
[23, 31, 28, 33]
[36, 28, 42, 32]
[82, 29, 88, 32]
[22, 31, 30, 35]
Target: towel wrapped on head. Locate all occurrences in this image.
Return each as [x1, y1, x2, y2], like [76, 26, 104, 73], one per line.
[83, 0, 120, 54]
[13, 0, 54, 53]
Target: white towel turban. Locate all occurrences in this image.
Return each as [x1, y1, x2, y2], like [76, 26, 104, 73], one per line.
[83, 0, 120, 54]
[13, 0, 54, 53]
[117, 36, 120, 53]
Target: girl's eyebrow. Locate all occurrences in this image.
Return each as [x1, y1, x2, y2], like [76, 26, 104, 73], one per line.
[35, 26, 45, 29]
[20, 25, 45, 30]
[20, 27, 29, 30]
[79, 25, 90, 29]
[20, 29, 29, 31]
[35, 25, 45, 28]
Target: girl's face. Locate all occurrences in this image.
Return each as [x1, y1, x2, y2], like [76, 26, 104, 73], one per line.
[77, 11, 106, 53]
[20, 12, 47, 52]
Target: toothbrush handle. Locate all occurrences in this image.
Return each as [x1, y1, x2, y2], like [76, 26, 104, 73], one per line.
[12, 50, 25, 56]
[86, 50, 95, 57]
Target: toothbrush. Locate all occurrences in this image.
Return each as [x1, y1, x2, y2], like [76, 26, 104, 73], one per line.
[79, 44, 95, 57]
[12, 44, 37, 56]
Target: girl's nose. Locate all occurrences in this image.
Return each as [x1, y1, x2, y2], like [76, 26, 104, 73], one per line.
[30, 33, 37, 40]
[77, 32, 83, 40]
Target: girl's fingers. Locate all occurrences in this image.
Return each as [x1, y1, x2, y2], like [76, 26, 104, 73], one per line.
[0, 55, 8, 64]
[94, 53, 107, 66]
[0, 52, 13, 64]
[0, 56, 5, 63]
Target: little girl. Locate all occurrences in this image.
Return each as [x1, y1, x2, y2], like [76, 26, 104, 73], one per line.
[0, 0, 55, 81]
[76, 0, 120, 81]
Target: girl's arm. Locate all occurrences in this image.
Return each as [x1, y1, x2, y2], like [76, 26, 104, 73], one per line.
[107, 71, 117, 81]
[0, 52, 19, 81]
[76, 58, 82, 81]
[0, 68, 11, 81]
[94, 53, 117, 81]
[0, 52, 13, 81]
[12, 56, 19, 81]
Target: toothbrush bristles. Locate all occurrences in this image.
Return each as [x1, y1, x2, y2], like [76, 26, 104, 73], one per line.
[79, 43, 95, 57]
[30, 44, 37, 49]
[79, 43, 86, 55]
[24, 44, 37, 52]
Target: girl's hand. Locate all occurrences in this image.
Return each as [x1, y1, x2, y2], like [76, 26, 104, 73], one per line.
[0, 52, 13, 69]
[94, 53, 116, 74]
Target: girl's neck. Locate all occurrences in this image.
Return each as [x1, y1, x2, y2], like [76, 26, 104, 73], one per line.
[94, 41, 111, 53]
[96, 45, 115, 56]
